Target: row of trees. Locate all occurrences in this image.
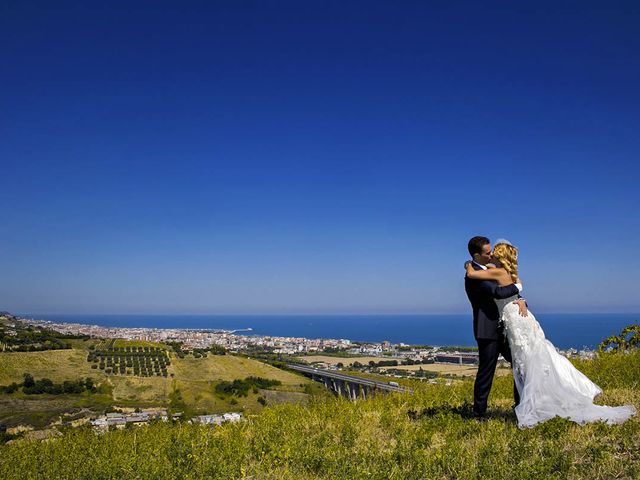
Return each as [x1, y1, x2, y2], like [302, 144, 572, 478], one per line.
[400, 358, 435, 365]
[385, 367, 437, 379]
[2, 342, 72, 352]
[0, 325, 86, 352]
[90, 344, 165, 353]
[88, 350, 169, 360]
[0, 373, 97, 395]
[87, 346, 170, 377]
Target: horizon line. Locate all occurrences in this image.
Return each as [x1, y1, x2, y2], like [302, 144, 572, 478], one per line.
[16, 311, 640, 317]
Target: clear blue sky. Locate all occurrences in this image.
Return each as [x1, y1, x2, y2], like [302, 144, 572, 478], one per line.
[1, 1, 639, 314]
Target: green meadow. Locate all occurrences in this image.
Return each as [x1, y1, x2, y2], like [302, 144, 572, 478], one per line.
[1, 350, 638, 479]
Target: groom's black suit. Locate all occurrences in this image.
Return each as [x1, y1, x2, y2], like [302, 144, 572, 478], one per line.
[465, 263, 520, 416]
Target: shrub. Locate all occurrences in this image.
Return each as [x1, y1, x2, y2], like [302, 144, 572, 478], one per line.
[598, 323, 640, 352]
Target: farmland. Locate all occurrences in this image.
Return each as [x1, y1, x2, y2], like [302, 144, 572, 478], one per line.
[0, 340, 318, 428]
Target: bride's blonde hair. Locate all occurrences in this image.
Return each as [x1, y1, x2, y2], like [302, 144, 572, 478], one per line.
[492, 243, 518, 282]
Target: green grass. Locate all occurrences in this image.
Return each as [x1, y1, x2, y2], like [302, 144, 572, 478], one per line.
[1, 351, 638, 479]
[167, 354, 314, 414]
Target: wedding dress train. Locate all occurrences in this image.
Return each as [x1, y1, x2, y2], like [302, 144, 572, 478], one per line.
[497, 296, 636, 428]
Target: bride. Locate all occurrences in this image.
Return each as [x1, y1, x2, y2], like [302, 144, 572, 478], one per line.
[465, 240, 636, 428]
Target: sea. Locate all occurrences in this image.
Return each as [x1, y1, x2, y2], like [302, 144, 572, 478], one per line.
[18, 313, 639, 350]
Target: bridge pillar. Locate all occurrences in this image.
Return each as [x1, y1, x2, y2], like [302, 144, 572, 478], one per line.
[333, 378, 344, 397]
[324, 376, 333, 395]
[337, 379, 348, 398]
[348, 382, 359, 401]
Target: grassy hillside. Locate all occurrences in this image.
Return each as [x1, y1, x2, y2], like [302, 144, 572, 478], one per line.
[0, 344, 317, 427]
[1, 351, 638, 479]
[0, 349, 96, 384]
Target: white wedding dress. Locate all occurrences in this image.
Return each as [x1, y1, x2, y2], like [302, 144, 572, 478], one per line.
[497, 295, 636, 428]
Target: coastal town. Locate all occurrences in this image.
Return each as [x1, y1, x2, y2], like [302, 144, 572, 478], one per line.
[16, 315, 597, 364]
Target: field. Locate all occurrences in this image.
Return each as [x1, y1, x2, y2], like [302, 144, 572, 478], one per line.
[1, 350, 638, 479]
[0, 345, 317, 427]
[297, 354, 506, 377]
[380, 363, 512, 377]
[0, 350, 96, 384]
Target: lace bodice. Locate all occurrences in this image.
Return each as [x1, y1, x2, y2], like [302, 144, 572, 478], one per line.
[498, 295, 545, 387]
[497, 294, 545, 346]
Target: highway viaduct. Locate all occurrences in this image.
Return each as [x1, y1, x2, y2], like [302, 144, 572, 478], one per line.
[287, 363, 413, 400]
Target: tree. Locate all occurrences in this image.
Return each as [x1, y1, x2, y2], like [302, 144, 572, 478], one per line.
[85, 378, 95, 391]
[598, 324, 640, 353]
[23, 373, 35, 388]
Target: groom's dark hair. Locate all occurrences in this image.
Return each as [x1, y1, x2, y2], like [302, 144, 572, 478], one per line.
[468, 236, 490, 257]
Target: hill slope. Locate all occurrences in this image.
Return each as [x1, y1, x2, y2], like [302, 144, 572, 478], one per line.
[1, 351, 638, 479]
[0, 345, 316, 427]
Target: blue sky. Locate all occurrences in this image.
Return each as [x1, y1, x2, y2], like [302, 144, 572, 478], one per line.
[1, 1, 639, 314]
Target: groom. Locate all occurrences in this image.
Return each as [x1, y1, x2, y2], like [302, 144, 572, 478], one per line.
[465, 236, 524, 419]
